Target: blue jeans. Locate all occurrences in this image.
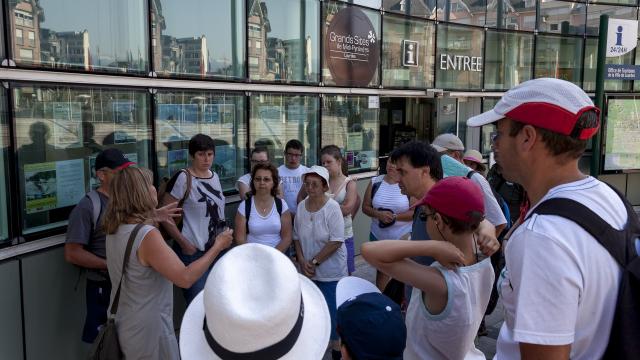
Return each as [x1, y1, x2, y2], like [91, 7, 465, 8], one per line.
[313, 280, 339, 341]
[172, 244, 213, 306]
[82, 279, 111, 343]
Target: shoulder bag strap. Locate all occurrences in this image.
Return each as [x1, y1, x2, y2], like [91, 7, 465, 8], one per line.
[110, 223, 145, 316]
[245, 195, 252, 234]
[179, 169, 193, 208]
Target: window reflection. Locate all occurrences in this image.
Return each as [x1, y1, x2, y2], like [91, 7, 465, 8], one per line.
[486, 0, 536, 31]
[534, 35, 583, 86]
[9, 0, 148, 73]
[13, 85, 151, 234]
[249, 94, 318, 166]
[484, 31, 533, 90]
[382, 15, 435, 88]
[436, 0, 486, 26]
[436, 24, 484, 89]
[248, 0, 319, 83]
[322, 95, 379, 173]
[383, 0, 437, 18]
[152, 0, 245, 79]
[538, 0, 586, 36]
[155, 91, 246, 192]
[586, 4, 638, 36]
[0, 91, 9, 243]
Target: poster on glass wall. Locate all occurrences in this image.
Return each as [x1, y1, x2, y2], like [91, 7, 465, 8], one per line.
[113, 101, 136, 125]
[52, 102, 82, 149]
[24, 159, 85, 214]
[604, 98, 640, 171]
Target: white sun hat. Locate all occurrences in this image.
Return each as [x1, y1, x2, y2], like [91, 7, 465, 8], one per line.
[179, 243, 330, 359]
[302, 165, 330, 187]
[467, 78, 599, 140]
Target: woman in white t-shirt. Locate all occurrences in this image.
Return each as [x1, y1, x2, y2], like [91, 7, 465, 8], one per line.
[234, 163, 292, 252]
[293, 165, 346, 360]
[362, 159, 414, 289]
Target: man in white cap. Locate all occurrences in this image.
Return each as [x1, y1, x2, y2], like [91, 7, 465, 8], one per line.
[467, 78, 625, 359]
[432, 133, 507, 237]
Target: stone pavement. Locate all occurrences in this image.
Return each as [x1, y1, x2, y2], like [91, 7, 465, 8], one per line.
[323, 255, 502, 359]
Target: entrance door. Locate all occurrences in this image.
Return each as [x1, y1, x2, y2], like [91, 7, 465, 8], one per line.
[379, 97, 433, 157]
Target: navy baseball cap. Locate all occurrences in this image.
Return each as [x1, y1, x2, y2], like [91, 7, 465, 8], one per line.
[336, 277, 406, 360]
[95, 148, 135, 171]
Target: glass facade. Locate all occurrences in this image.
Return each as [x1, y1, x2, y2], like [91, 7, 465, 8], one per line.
[484, 31, 533, 90]
[12, 84, 151, 234]
[153, 0, 245, 79]
[248, 0, 319, 83]
[0, 0, 639, 242]
[155, 90, 246, 192]
[382, 14, 435, 88]
[322, 95, 379, 173]
[249, 94, 319, 166]
[0, 90, 8, 244]
[436, 24, 484, 90]
[9, 0, 148, 74]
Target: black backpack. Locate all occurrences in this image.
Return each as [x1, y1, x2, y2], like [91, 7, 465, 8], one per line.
[245, 195, 283, 234]
[466, 171, 512, 237]
[528, 185, 640, 359]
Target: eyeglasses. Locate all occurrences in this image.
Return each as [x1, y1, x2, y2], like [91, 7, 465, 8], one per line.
[490, 131, 500, 144]
[419, 210, 436, 221]
[304, 181, 322, 189]
[250, 159, 268, 164]
[285, 152, 302, 158]
[254, 176, 272, 183]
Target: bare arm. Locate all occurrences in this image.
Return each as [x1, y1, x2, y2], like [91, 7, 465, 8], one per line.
[476, 219, 500, 257]
[237, 182, 250, 200]
[277, 182, 284, 199]
[293, 239, 315, 278]
[395, 197, 417, 222]
[276, 212, 292, 253]
[234, 211, 247, 245]
[520, 343, 571, 360]
[138, 228, 233, 289]
[64, 243, 107, 270]
[339, 181, 357, 217]
[495, 223, 506, 238]
[159, 193, 197, 255]
[361, 181, 376, 218]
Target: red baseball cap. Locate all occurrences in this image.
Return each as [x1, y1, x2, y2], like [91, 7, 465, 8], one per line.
[414, 177, 485, 223]
[467, 78, 600, 140]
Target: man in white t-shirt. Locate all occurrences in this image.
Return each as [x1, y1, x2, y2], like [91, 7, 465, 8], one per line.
[278, 139, 309, 217]
[467, 78, 624, 359]
[236, 147, 283, 200]
[431, 133, 507, 236]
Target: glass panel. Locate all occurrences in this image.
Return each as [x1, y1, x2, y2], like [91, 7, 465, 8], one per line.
[248, 0, 319, 83]
[586, 4, 637, 36]
[435, 24, 484, 89]
[604, 97, 640, 171]
[321, 95, 379, 173]
[538, 0, 587, 36]
[534, 35, 583, 86]
[340, 0, 382, 8]
[436, 0, 487, 26]
[13, 85, 151, 234]
[382, 15, 435, 88]
[583, 38, 634, 92]
[481, 98, 499, 155]
[590, 0, 637, 5]
[383, 0, 437, 18]
[155, 91, 246, 193]
[436, 97, 457, 134]
[486, 0, 536, 31]
[0, 90, 9, 244]
[9, 0, 148, 74]
[153, 0, 245, 79]
[484, 31, 533, 90]
[249, 94, 319, 167]
[322, 1, 381, 87]
[457, 98, 481, 146]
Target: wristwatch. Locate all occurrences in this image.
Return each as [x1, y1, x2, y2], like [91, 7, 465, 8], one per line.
[311, 258, 321, 266]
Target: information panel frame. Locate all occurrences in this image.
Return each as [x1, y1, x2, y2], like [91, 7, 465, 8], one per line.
[602, 94, 640, 174]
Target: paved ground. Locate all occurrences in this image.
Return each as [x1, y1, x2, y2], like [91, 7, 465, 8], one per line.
[323, 255, 502, 359]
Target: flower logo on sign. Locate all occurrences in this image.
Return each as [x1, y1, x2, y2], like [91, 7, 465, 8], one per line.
[368, 31, 376, 43]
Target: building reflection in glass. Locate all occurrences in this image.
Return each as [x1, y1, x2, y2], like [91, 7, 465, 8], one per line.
[8, 0, 148, 73]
